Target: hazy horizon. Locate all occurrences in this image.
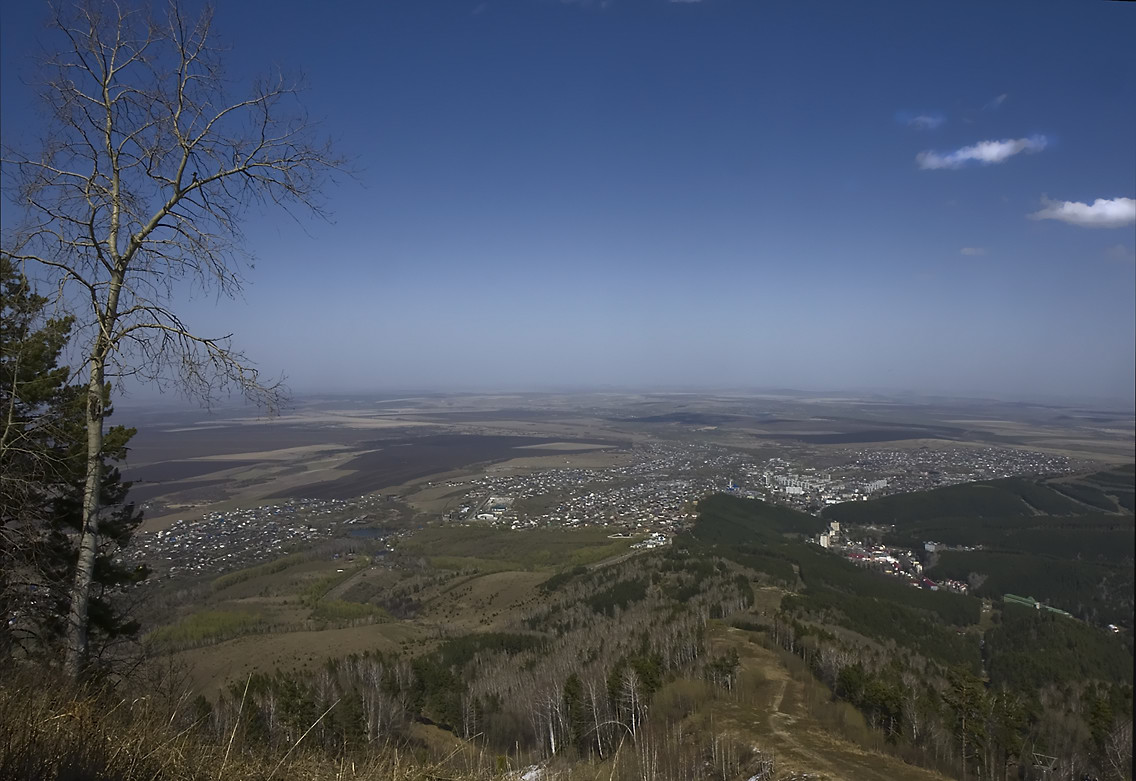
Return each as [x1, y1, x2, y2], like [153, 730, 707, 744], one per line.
[3, 0, 1134, 402]
[110, 382, 1136, 416]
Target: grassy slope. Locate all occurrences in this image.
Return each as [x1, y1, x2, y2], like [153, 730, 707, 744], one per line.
[141, 508, 957, 779]
[700, 623, 951, 781]
[140, 478, 1134, 778]
[397, 525, 634, 570]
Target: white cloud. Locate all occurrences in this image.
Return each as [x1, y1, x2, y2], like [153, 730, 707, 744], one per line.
[909, 114, 944, 130]
[1029, 197, 1136, 229]
[960, 247, 987, 256]
[985, 93, 1008, 110]
[917, 135, 1048, 170]
[895, 110, 944, 129]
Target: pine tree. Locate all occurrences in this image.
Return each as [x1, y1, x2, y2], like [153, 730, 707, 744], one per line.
[0, 257, 146, 667]
[1, 256, 75, 657]
[42, 390, 148, 664]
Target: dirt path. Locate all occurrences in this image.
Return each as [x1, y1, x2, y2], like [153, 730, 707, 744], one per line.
[712, 628, 950, 781]
[762, 676, 845, 778]
[323, 564, 371, 601]
[586, 546, 649, 570]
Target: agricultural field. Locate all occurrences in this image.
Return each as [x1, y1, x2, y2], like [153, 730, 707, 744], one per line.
[121, 391, 1134, 529]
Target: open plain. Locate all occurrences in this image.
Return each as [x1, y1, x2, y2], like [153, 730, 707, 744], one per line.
[124, 392, 1133, 525]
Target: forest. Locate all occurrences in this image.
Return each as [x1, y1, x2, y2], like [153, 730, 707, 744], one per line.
[692, 494, 1133, 780]
[820, 468, 1135, 628]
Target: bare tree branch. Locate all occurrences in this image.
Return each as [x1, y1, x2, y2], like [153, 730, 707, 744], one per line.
[1, 0, 344, 678]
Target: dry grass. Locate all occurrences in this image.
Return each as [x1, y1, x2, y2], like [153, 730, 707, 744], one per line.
[697, 625, 952, 781]
[0, 665, 831, 781]
[172, 622, 422, 696]
[0, 671, 495, 781]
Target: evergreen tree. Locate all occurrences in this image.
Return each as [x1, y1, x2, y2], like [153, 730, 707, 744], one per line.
[1, 256, 75, 657]
[943, 667, 989, 781]
[41, 389, 148, 663]
[0, 257, 146, 667]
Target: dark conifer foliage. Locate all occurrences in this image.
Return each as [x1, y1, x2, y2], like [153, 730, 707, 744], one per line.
[0, 258, 146, 668]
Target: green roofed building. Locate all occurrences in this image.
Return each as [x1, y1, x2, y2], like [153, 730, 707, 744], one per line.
[1003, 594, 1075, 619]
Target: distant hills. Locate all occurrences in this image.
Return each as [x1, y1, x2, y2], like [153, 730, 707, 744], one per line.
[822, 464, 1135, 525]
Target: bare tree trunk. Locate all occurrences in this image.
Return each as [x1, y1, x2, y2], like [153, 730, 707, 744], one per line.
[64, 353, 106, 677]
[64, 180, 126, 677]
[587, 677, 606, 758]
[6, 1, 343, 678]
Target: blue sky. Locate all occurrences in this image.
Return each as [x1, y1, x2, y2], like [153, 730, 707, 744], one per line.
[2, 0, 1134, 403]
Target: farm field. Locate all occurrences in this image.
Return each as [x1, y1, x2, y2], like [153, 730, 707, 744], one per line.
[122, 392, 1135, 523]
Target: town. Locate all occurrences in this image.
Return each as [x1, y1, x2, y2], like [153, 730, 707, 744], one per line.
[133, 495, 399, 578]
[130, 440, 1086, 581]
[436, 440, 1082, 530]
[809, 518, 971, 595]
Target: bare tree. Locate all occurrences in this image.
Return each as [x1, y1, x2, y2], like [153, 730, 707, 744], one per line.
[1, 1, 343, 678]
[1104, 718, 1133, 781]
[619, 666, 645, 738]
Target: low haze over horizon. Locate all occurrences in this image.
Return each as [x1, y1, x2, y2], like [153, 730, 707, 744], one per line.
[3, 0, 1134, 402]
